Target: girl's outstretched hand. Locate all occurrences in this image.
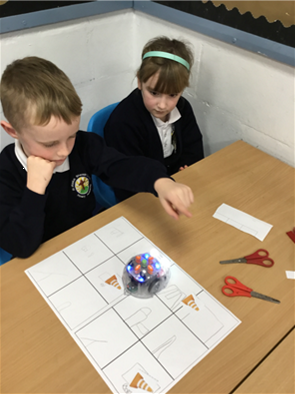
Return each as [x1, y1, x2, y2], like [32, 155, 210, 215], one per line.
[179, 165, 188, 171]
[154, 178, 194, 220]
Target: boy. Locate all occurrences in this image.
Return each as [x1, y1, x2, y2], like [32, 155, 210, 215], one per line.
[0, 57, 194, 258]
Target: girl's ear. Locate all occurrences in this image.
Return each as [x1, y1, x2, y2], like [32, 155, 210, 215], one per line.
[137, 77, 142, 90]
[0, 121, 19, 139]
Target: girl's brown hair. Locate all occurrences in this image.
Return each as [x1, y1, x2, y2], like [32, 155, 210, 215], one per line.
[1, 56, 82, 132]
[137, 36, 194, 95]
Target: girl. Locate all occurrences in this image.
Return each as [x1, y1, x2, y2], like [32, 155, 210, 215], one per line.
[104, 36, 204, 201]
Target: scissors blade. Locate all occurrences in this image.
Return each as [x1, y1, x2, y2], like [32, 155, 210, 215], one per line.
[220, 258, 247, 264]
[251, 291, 280, 304]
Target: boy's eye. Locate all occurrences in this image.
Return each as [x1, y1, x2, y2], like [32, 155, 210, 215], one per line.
[43, 134, 76, 148]
[43, 142, 56, 148]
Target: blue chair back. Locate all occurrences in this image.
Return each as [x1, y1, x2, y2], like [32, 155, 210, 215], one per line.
[0, 248, 12, 266]
[87, 103, 119, 208]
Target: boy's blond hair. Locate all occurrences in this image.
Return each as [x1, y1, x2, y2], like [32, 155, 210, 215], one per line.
[137, 36, 194, 95]
[0, 56, 82, 132]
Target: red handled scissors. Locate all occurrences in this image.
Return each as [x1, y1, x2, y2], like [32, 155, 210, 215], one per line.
[222, 276, 280, 304]
[220, 249, 274, 267]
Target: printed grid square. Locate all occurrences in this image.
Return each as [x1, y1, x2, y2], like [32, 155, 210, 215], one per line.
[49, 276, 108, 330]
[142, 315, 208, 379]
[26, 251, 81, 296]
[158, 265, 203, 312]
[76, 308, 138, 369]
[64, 233, 114, 273]
[85, 256, 126, 304]
[114, 294, 172, 339]
[95, 217, 143, 254]
[103, 342, 174, 393]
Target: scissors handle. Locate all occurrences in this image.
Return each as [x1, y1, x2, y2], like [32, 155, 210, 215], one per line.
[245, 249, 274, 267]
[245, 249, 269, 259]
[222, 285, 252, 297]
[222, 276, 253, 297]
[222, 276, 280, 303]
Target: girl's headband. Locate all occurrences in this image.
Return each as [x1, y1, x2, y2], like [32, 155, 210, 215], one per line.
[142, 51, 190, 71]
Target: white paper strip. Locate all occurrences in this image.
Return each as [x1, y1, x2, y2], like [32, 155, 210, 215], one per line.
[286, 271, 295, 279]
[213, 203, 273, 241]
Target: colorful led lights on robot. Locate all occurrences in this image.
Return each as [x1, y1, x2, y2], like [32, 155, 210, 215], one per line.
[126, 253, 161, 281]
[147, 265, 153, 275]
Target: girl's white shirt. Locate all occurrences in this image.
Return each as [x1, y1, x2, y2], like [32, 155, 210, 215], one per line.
[151, 107, 181, 158]
[14, 139, 70, 173]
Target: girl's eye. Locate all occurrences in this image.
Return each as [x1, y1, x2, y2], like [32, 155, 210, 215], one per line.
[150, 90, 158, 96]
[170, 93, 179, 98]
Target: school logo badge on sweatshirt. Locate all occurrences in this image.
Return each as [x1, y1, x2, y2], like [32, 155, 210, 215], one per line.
[71, 174, 91, 197]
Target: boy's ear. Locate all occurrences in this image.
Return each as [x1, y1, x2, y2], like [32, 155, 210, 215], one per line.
[1, 121, 19, 139]
[137, 77, 142, 90]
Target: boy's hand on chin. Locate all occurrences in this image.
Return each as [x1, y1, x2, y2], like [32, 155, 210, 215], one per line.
[27, 156, 56, 195]
[154, 178, 194, 220]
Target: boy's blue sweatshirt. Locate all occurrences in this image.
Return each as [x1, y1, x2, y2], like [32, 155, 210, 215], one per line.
[0, 131, 169, 258]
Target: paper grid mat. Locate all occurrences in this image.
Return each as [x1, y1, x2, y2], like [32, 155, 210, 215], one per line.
[25, 217, 240, 393]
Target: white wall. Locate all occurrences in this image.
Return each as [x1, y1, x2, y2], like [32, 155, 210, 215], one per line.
[0, 8, 294, 166]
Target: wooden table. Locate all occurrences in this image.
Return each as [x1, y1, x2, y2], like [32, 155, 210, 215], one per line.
[1, 141, 294, 393]
[234, 328, 295, 394]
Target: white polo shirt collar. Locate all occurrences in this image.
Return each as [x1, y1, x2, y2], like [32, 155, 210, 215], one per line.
[14, 139, 70, 173]
[151, 106, 181, 128]
[151, 107, 181, 158]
